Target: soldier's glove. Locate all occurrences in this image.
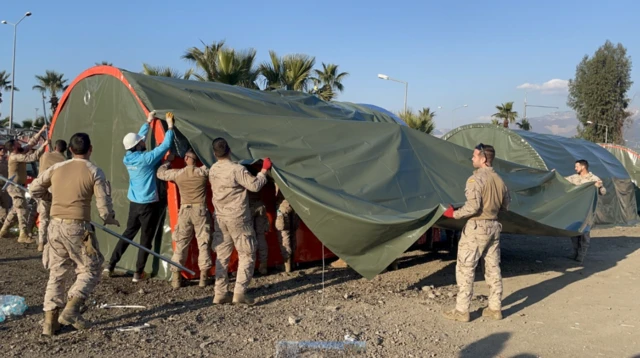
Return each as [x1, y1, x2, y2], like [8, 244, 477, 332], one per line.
[83, 231, 99, 257]
[146, 110, 157, 123]
[104, 215, 120, 227]
[166, 112, 175, 129]
[443, 204, 455, 218]
[262, 157, 272, 171]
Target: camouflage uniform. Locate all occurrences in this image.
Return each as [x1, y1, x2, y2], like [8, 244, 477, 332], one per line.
[156, 162, 212, 279]
[209, 160, 267, 300]
[248, 191, 269, 270]
[30, 158, 116, 333]
[1, 135, 47, 241]
[276, 196, 299, 264]
[452, 167, 510, 314]
[0, 154, 11, 224]
[37, 151, 67, 248]
[564, 172, 606, 262]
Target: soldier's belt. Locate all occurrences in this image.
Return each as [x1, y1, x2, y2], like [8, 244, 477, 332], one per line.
[51, 218, 90, 225]
[180, 203, 205, 208]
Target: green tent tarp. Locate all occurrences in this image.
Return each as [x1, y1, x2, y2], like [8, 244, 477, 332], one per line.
[599, 143, 640, 212]
[443, 123, 638, 226]
[51, 67, 598, 279]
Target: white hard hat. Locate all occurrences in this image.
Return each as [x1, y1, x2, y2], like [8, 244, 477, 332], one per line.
[123, 133, 145, 150]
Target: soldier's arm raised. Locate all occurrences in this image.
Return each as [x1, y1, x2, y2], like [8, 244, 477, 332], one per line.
[453, 176, 482, 220]
[156, 162, 180, 182]
[235, 166, 267, 192]
[29, 166, 53, 200]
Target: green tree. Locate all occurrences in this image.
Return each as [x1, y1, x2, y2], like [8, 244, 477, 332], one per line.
[568, 40, 633, 144]
[33, 70, 68, 115]
[490, 118, 500, 125]
[142, 63, 193, 79]
[0, 116, 21, 128]
[34, 116, 46, 127]
[397, 107, 436, 134]
[515, 119, 533, 131]
[21, 119, 34, 129]
[258, 51, 316, 92]
[310, 63, 349, 101]
[492, 102, 518, 128]
[182, 40, 258, 88]
[0, 70, 19, 108]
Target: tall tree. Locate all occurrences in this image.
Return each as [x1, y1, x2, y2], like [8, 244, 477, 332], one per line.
[568, 40, 633, 144]
[515, 119, 533, 131]
[182, 40, 258, 88]
[0, 116, 21, 128]
[492, 102, 518, 128]
[258, 51, 316, 92]
[397, 107, 436, 134]
[34, 116, 46, 127]
[490, 118, 500, 125]
[183, 40, 225, 82]
[142, 63, 193, 79]
[21, 119, 34, 129]
[0, 70, 19, 108]
[33, 70, 68, 115]
[310, 63, 349, 101]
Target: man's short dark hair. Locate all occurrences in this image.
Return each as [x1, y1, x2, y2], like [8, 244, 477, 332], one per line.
[4, 139, 15, 152]
[212, 137, 230, 158]
[54, 140, 67, 153]
[576, 159, 589, 170]
[69, 133, 91, 155]
[475, 143, 496, 166]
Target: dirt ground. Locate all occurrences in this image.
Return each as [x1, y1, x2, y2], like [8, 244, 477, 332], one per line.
[1, 226, 639, 358]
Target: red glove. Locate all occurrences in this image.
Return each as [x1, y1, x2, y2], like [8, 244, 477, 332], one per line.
[443, 204, 455, 218]
[262, 158, 272, 171]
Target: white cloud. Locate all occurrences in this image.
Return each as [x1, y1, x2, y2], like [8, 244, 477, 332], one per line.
[517, 79, 569, 94]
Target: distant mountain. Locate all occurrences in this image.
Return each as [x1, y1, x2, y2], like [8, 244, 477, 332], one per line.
[524, 111, 579, 137]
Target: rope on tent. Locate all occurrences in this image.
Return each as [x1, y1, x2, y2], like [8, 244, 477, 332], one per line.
[321, 244, 325, 306]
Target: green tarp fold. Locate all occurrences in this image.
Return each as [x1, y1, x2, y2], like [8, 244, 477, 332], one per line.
[52, 70, 599, 279]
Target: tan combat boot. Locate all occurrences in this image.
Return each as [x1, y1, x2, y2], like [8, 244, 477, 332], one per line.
[482, 307, 503, 320]
[232, 292, 255, 306]
[258, 261, 268, 275]
[37, 242, 45, 252]
[0, 226, 8, 238]
[284, 257, 293, 273]
[171, 272, 182, 289]
[442, 309, 470, 322]
[18, 231, 34, 243]
[58, 297, 90, 330]
[42, 308, 61, 336]
[212, 293, 232, 305]
[199, 271, 209, 288]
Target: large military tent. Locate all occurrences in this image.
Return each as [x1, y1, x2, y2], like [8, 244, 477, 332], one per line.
[443, 123, 638, 226]
[48, 66, 598, 279]
[599, 143, 640, 211]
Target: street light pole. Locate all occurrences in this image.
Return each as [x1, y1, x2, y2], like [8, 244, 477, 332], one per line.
[378, 74, 408, 113]
[451, 104, 468, 130]
[586, 121, 609, 143]
[2, 11, 32, 130]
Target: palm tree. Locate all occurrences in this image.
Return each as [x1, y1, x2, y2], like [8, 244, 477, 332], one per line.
[96, 61, 113, 66]
[492, 102, 518, 128]
[515, 119, 533, 131]
[310, 63, 349, 101]
[0, 70, 19, 108]
[182, 40, 226, 82]
[142, 63, 193, 80]
[183, 41, 258, 88]
[490, 118, 500, 125]
[258, 51, 316, 92]
[33, 71, 69, 115]
[397, 107, 436, 134]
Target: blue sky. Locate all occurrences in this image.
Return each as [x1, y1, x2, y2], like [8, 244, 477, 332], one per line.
[1, 0, 639, 131]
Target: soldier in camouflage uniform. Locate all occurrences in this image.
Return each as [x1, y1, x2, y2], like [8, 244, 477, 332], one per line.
[29, 133, 119, 336]
[0, 125, 49, 243]
[157, 149, 212, 289]
[442, 144, 510, 322]
[209, 138, 271, 305]
[36, 140, 68, 252]
[248, 190, 270, 275]
[0, 146, 11, 225]
[275, 190, 299, 273]
[562, 159, 606, 263]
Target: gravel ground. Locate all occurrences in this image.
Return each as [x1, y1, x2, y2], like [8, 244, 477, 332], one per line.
[1, 226, 639, 358]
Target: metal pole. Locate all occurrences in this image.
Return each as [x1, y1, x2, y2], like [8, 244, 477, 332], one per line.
[605, 125, 608, 144]
[403, 82, 408, 113]
[8, 24, 17, 130]
[41, 94, 48, 124]
[0, 174, 195, 275]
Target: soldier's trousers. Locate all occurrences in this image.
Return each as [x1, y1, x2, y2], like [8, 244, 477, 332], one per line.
[252, 205, 269, 263]
[455, 219, 503, 312]
[37, 200, 52, 245]
[571, 232, 591, 261]
[1, 185, 28, 233]
[171, 204, 212, 273]
[276, 210, 300, 260]
[212, 216, 256, 296]
[43, 219, 104, 311]
[0, 190, 11, 224]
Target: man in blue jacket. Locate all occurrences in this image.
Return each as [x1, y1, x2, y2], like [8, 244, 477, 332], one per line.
[104, 110, 175, 282]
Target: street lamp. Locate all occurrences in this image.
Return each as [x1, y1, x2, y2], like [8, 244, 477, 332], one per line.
[452, 104, 468, 129]
[586, 120, 609, 144]
[2, 11, 32, 130]
[378, 74, 408, 113]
